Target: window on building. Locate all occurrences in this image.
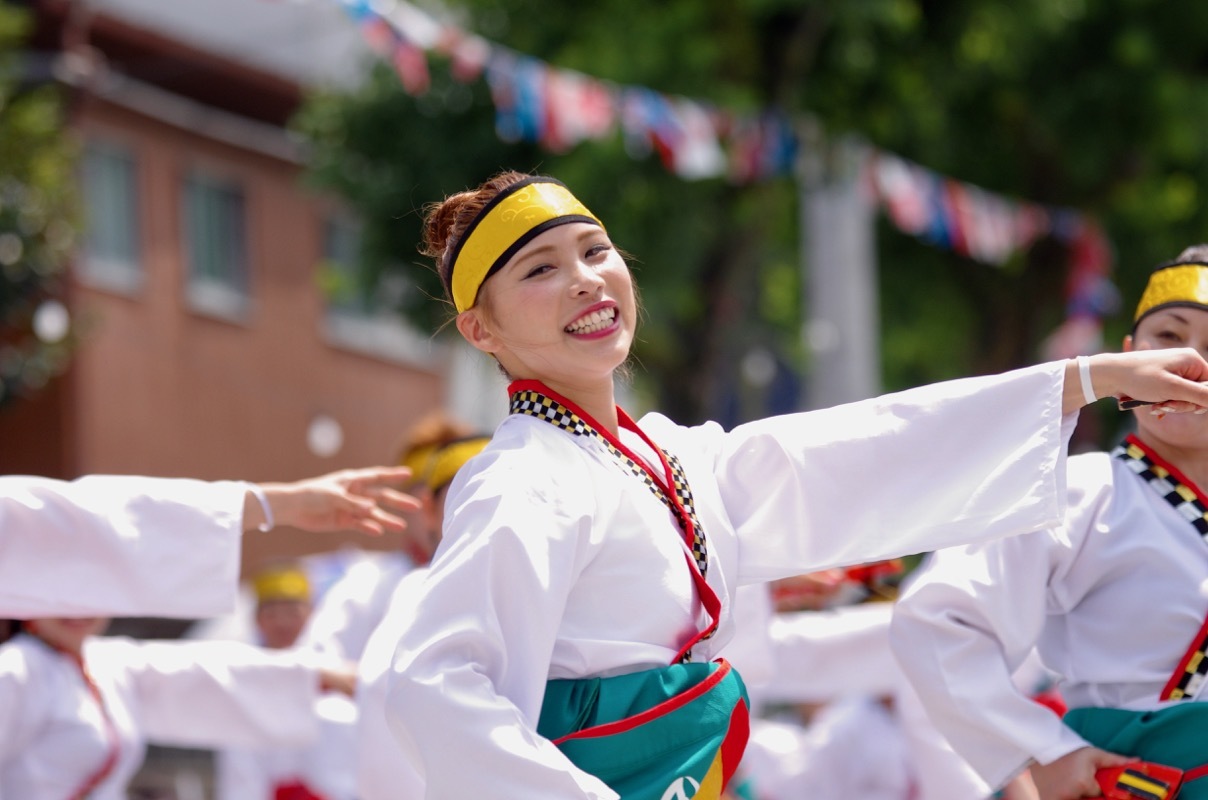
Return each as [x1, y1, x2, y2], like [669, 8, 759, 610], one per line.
[79, 140, 141, 292]
[320, 212, 368, 314]
[182, 171, 249, 319]
[320, 211, 434, 366]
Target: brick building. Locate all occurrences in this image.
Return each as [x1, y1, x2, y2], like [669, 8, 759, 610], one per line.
[1, 0, 505, 571]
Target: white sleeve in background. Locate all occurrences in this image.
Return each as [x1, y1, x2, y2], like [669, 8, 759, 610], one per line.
[355, 569, 428, 800]
[764, 602, 899, 703]
[299, 553, 411, 663]
[678, 361, 1076, 583]
[890, 529, 1093, 788]
[0, 475, 245, 618]
[215, 747, 273, 800]
[91, 637, 322, 750]
[215, 696, 357, 800]
[386, 455, 618, 800]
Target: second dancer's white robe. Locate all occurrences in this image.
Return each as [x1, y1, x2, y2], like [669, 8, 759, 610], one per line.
[891, 449, 1208, 789]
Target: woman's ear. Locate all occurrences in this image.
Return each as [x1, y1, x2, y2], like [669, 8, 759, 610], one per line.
[1123, 334, 1134, 353]
[455, 309, 499, 354]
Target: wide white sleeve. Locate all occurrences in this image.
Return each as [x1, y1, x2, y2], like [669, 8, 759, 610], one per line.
[701, 361, 1076, 582]
[0, 475, 245, 618]
[890, 530, 1093, 789]
[386, 464, 618, 800]
[298, 558, 391, 662]
[99, 638, 322, 749]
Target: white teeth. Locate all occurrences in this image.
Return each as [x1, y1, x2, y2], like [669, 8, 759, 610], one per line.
[566, 307, 616, 334]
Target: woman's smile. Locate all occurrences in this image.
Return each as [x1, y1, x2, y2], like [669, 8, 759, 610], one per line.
[564, 302, 619, 337]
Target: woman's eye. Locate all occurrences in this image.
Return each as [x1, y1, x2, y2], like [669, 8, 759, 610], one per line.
[524, 264, 553, 279]
[586, 244, 611, 259]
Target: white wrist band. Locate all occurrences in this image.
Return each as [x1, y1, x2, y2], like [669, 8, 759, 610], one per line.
[1076, 355, 1097, 405]
[249, 485, 274, 532]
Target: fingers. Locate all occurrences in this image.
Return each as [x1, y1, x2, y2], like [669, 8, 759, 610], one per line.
[342, 465, 416, 489]
[360, 486, 423, 513]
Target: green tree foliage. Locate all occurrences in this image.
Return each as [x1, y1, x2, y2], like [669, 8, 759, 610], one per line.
[0, 2, 77, 407]
[296, 0, 1208, 428]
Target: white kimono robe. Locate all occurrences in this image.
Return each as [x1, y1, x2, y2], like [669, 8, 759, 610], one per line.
[0, 476, 245, 618]
[0, 634, 321, 800]
[891, 449, 1208, 789]
[388, 361, 1076, 799]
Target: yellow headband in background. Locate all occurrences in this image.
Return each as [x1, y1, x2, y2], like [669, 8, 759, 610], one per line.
[426, 436, 491, 493]
[398, 441, 440, 484]
[449, 178, 602, 313]
[1134, 263, 1208, 324]
[252, 565, 311, 604]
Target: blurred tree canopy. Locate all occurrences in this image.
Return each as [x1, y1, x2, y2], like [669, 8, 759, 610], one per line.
[0, 1, 77, 407]
[295, 0, 1208, 432]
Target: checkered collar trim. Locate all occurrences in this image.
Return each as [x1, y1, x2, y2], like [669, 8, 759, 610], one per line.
[508, 383, 708, 578]
[1115, 435, 1208, 702]
[1113, 434, 1208, 541]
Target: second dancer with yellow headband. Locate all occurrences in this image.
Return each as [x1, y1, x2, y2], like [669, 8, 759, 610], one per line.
[385, 172, 1208, 800]
[893, 246, 1208, 800]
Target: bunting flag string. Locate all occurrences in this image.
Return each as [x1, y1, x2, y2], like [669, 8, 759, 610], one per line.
[867, 149, 1119, 356]
[330, 0, 1118, 354]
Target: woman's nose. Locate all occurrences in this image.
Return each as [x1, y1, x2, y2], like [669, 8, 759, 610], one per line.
[571, 260, 604, 293]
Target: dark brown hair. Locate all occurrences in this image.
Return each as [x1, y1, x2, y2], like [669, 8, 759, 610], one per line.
[422, 170, 534, 307]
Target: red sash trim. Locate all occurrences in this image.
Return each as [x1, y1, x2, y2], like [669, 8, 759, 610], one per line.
[718, 694, 751, 788]
[553, 660, 735, 744]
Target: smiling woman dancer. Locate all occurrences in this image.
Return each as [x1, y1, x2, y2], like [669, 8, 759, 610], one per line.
[385, 171, 1208, 800]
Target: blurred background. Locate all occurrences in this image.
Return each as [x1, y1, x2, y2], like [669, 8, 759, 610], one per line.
[3, 0, 1208, 792]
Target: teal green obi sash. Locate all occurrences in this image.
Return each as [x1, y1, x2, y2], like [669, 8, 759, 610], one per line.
[1065, 705, 1208, 798]
[537, 658, 750, 800]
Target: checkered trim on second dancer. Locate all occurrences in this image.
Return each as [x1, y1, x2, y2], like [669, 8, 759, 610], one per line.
[1114, 440, 1208, 540]
[510, 388, 709, 578]
[1115, 435, 1208, 701]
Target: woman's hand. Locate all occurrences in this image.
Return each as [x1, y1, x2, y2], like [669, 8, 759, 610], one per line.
[1065, 349, 1208, 415]
[318, 664, 358, 697]
[245, 466, 423, 536]
[1030, 746, 1134, 800]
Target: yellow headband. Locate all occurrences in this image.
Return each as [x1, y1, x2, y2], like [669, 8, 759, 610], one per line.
[448, 178, 602, 313]
[1134, 263, 1208, 323]
[252, 566, 311, 604]
[398, 441, 439, 484]
[426, 436, 490, 493]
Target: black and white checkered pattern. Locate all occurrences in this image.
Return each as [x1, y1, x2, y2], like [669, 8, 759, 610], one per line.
[1115, 440, 1208, 539]
[511, 389, 710, 578]
[1115, 437, 1208, 700]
